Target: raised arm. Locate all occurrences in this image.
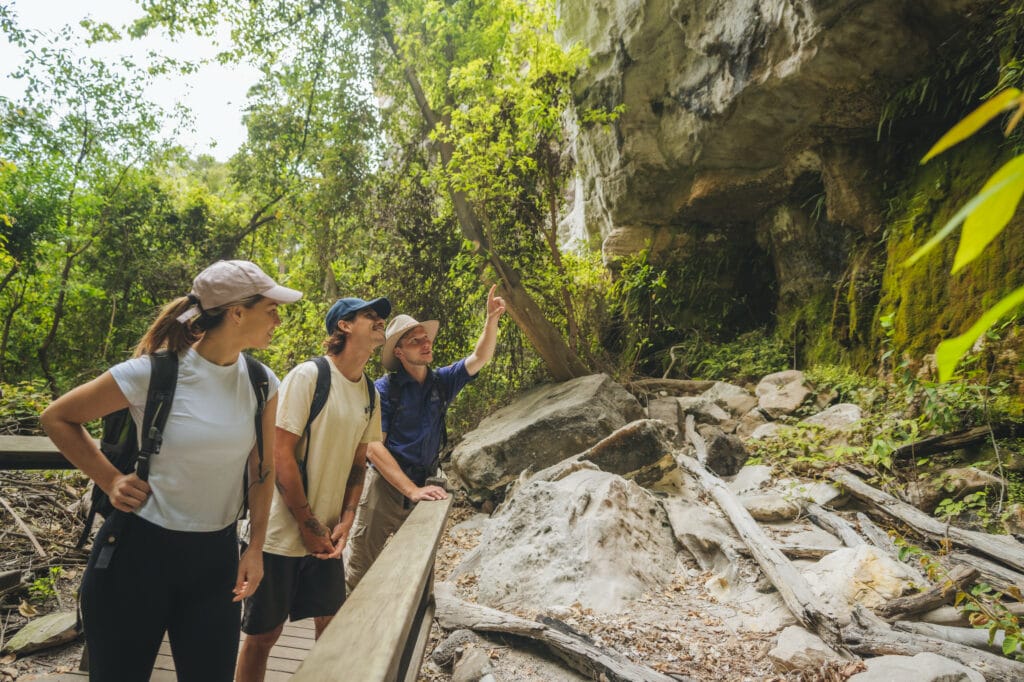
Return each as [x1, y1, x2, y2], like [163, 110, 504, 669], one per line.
[465, 284, 506, 376]
[40, 372, 150, 513]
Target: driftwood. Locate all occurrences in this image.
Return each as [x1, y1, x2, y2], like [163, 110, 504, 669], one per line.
[893, 620, 1005, 654]
[626, 378, 715, 396]
[944, 552, 1024, 598]
[434, 589, 681, 682]
[843, 609, 1024, 680]
[892, 422, 1024, 463]
[735, 543, 839, 560]
[803, 502, 864, 547]
[684, 415, 707, 465]
[829, 468, 1024, 573]
[0, 494, 46, 558]
[856, 512, 898, 554]
[874, 565, 979, 621]
[674, 451, 849, 654]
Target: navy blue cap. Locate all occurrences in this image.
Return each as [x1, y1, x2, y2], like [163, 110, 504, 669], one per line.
[325, 297, 391, 334]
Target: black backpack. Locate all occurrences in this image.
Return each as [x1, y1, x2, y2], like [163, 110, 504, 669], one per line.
[77, 350, 269, 549]
[297, 356, 375, 491]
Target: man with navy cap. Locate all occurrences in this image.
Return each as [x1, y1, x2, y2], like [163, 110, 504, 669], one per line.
[237, 296, 390, 682]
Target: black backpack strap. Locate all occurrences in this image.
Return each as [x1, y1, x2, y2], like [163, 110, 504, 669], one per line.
[363, 372, 376, 416]
[299, 357, 332, 491]
[134, 350, 178, 481]
[241, 354, 270, 517]
[95, 350, 177, 569]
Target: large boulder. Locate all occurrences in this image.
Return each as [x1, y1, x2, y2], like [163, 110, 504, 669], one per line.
[448, 374, 644, 503]
[453, 469, 678, 612]
[756, 370, 813, 418]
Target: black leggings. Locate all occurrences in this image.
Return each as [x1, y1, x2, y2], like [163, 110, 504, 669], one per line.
[80, 514, 240, 682]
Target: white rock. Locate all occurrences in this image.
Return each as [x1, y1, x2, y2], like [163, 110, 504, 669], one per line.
[726, 464, 774, 495]
[848, 652, 984, 681]
[768, 625, 846, 672]
[750, 422, 786, 440]
[802, 545, 917, 622]
[801, 403, 862, 431]
[461, 469, 678, 612]
[741, 493, 800, 522]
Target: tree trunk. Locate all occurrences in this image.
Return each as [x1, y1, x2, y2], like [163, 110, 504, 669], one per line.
[377, 11, 588, 381]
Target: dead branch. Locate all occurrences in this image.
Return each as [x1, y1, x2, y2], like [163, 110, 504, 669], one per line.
[803, 502, 864, 547]
[874, 565, 978, 621]
[829, 468, 1024, 573]
[0, 495, 46, 559]
[892, 423, 1024, 463]
[434, 588, 681, 682]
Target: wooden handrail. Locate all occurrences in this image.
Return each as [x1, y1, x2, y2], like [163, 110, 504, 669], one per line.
[293, 496, 453, 682]
[0, 435, 78, 470]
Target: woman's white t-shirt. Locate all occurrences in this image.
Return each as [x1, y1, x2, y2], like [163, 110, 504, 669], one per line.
[109, 347, 280, 532]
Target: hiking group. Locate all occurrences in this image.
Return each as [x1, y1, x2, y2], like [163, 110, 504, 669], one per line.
[41, 259, 506, 682]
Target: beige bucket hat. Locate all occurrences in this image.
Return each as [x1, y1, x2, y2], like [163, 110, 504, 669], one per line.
[382, 314, 439, 371]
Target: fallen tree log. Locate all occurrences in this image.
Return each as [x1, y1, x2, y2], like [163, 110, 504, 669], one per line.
[856, 512, 897, 554]
[892, 422, 1024, 463]
[829, 468, 1024, 573]
[803, 502, 864, 547]
[626, 379, 715, 396]
[874, 565, 979, 621]
[843, 609, 1024, 680]
[434, 587, 681, 682]
[674, 452, 849, 654]
[943, 552, 1024, 599]
[893, 620, 1005, 654]
[736, 543, 840, 560]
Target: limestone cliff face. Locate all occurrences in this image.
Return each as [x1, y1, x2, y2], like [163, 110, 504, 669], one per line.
[557, 0, 1019, 366]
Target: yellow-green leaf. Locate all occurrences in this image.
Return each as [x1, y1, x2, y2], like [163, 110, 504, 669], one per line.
[921, 88, 1021, 164]
[952, 154, 1024, 272]
[904, 170, 1023, 267]
[936, 285, 1024, 381]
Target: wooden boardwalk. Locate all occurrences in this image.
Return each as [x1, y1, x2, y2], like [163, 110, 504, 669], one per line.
[39, 619, 315, 681]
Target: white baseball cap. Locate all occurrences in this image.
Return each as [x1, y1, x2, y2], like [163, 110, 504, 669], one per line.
[176, 260, 302, 323]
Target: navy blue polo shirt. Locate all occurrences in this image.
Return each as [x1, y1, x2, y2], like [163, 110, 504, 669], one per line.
[375, 358, 475, 484]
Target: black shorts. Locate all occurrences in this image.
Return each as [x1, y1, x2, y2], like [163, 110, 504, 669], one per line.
[241, 552, 345, 634]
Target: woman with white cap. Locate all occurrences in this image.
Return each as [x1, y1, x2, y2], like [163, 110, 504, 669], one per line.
[41, 260, 302, 682]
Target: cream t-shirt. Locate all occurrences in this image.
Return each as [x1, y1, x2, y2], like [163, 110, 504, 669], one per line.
[264, 357, 382, 557]
[109, 348, 280, 532]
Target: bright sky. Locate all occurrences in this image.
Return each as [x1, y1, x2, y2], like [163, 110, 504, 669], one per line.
[0, 0, 258, 160]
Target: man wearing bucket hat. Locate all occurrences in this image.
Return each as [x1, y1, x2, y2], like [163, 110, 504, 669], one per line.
[238, 295, 390, 682]
[344, 285, 505, 591]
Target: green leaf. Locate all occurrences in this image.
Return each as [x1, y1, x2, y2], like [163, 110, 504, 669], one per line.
[936, 285, 1024, 381]
[904, 170, 1024, 267]
[921, 88, 1021, 163]
[1004, 635, 1020, 656]
[952, 155, 1024, 272]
